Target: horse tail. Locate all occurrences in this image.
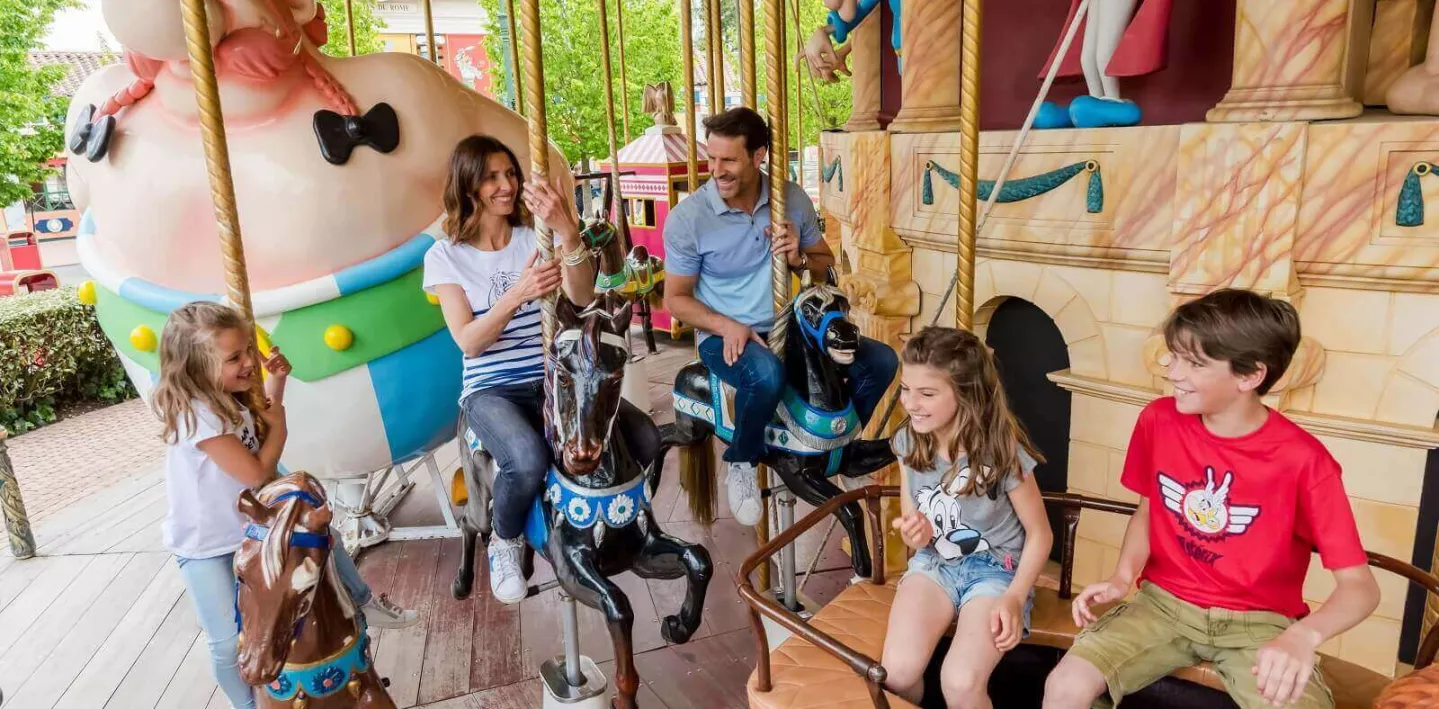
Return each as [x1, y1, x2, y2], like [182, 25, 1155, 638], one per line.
[677, 440, 717, 527]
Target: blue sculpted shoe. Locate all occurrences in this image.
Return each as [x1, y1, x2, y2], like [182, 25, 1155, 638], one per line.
[1034, 101, 1073, 129]
[1069, 95, 1142, 128]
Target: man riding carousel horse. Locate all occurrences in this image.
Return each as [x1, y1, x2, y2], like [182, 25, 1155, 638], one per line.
[662, 107, 900, 528]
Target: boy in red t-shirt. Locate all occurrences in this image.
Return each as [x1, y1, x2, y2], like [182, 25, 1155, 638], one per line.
[1042, 289, 1380, 709]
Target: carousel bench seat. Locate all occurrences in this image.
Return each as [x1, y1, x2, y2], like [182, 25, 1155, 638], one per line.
[741, 487, 1439, 709]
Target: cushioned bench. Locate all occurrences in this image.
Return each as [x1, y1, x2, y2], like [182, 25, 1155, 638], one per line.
[739, 486, 1439, 709]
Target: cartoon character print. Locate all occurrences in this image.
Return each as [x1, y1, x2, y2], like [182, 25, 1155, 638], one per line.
[1158, 466, 1261, 538]
[914, 465, 991, 560]
[238, 421, 260, 454]
[489, 270, 521, 305]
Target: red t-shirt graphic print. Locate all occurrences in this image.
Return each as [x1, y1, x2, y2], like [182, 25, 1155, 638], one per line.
[1120, 398, 1367, 619]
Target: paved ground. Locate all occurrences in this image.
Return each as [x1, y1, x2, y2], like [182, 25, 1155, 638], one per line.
[6, 398, 165, 521]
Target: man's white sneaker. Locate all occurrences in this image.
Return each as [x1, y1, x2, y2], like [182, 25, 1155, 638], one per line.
[488, 535, 528, 604]
[727, 461, 763, 526]
[362, 593, 419, 629]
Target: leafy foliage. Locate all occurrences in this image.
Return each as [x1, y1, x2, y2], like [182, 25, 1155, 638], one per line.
[0, 0, 77, 208]
[316, 0, 387, 57]
[0, 287, 136, 434]
[476, 0, 683, 163]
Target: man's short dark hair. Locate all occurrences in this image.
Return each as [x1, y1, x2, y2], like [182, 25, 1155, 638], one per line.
[702, 107, 772, 154]
[1162, 288, 1301, 396]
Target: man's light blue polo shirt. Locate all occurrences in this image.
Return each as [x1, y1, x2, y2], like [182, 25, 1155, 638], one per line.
[663, 177, 821, 342]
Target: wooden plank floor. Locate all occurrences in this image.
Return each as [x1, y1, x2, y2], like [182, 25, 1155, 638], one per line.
[0, 334, 859, 708]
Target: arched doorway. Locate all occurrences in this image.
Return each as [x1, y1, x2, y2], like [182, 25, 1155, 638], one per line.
[984, 297, 1072, 561]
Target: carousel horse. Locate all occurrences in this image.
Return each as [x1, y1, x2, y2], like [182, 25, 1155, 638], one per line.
[450, 292, 712, 709]
[666, 269, 895, 579]
[235, 473, 394, 709]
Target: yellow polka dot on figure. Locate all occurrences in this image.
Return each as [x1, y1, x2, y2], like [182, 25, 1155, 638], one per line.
[77, 280, 97, 305]
[324, 324, 354, 351]
[130, 325, 157, 352]
[426, 292, 440, 305]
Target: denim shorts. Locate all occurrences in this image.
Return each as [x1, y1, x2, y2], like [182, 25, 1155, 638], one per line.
[904, 548, 1034, 634]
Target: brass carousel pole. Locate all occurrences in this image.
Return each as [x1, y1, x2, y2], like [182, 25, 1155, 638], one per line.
[598, 0, 632, 245]
[764, 0, 793, 610]
[707, 0, 724, 115]
[344, 0, 357, 56]
[506, 0, 525, 115]
[740, 0, 755, 107]
[680, 0, 698, 191]
[423, 0, 440, 65]
[955, 0, 982, 329]
[615, 0, 632, 139]
[519, 0, 558, 347]
[790, 0, 802, 190]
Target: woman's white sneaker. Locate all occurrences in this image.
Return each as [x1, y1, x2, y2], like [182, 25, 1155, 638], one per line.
[488, 536, 528, 604]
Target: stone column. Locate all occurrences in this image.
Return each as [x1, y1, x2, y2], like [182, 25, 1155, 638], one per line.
[1207, 0, 1374, 122]
[844, 12, 886, 132]
[888, 0, 963, 132]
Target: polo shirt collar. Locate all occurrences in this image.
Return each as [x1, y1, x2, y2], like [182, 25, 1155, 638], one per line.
[705, 174, 772, 215]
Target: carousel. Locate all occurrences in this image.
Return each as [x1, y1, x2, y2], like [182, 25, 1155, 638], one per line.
[43, 0, 1439, 704]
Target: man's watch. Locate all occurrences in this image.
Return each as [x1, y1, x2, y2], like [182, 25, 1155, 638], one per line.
[795, 252, 809, 271]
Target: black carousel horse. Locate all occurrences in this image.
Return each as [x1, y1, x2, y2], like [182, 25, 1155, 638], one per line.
[450, 291, 712, 709]
[665, 269, 895, 579]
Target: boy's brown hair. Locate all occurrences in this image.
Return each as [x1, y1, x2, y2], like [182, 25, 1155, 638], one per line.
[1162, 288, 1301, 396]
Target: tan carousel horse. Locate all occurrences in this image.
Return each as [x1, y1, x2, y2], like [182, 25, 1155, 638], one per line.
[235, 472, 394, 708]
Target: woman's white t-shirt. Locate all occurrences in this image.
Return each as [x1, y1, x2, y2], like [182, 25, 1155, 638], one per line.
[161, 400, 259, 559]
[423, 228, 545, 401]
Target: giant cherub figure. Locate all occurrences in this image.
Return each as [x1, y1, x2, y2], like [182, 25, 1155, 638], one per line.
[67, 0, 573, 480]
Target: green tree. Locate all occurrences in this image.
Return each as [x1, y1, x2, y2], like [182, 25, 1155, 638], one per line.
[316, 0, 387, 57]
[477, 0, 681, 163]
[0, 0, 75, 209]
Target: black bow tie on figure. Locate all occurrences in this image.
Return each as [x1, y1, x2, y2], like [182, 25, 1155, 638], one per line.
[68, 104, 116, 163]
[312, 102, 401, 165]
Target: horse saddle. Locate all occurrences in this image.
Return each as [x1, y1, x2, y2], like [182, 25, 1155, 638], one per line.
[671, 372, 860, 474]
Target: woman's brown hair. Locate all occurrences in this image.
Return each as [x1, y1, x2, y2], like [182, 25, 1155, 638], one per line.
[442, 134, 533, 244]
[899, 326, 1044, 497]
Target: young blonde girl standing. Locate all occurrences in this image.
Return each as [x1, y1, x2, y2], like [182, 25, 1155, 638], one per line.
[881, 327, 1054, 709]
[153, 302, 417, 709]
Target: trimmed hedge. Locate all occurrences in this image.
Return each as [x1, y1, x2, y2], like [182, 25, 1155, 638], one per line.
[0, 286, 136, 434]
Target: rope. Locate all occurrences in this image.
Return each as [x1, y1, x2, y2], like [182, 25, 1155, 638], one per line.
[518, 0, 557, 348]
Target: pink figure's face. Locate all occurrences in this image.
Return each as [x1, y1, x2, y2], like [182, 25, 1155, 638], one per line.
[103, 0, 319, 65]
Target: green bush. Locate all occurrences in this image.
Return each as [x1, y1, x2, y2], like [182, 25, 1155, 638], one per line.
[0, 286, 137, 434]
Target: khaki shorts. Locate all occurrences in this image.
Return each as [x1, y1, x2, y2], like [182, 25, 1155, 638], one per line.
[1067, 583, 1334, 709]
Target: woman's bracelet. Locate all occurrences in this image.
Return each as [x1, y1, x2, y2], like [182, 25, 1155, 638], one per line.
[562, 243, 592, 267]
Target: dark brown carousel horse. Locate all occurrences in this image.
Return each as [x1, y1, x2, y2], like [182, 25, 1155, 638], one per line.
[451, 292, 712, 709]
[236, 472, 394, 709]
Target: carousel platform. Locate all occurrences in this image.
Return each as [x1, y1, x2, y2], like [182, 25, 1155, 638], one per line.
[0, 334, 858, 708]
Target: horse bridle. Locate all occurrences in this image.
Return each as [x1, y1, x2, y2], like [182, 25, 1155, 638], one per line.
[235, 489, 331, 640]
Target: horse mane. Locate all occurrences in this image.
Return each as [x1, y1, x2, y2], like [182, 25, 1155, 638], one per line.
[256, 476, 326, 587]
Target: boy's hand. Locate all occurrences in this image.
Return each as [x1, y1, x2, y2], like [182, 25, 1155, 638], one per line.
[990, 593, 1024, 651]
[891, 509, 933, 550]
[1071, 576, 1129, 627]
[1253, 624, 1321, 706]
[262, 347, 292, 407]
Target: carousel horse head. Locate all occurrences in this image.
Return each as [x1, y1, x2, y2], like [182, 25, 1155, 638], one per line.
[234, 472, 339, 685]
[792, 267, 858, 366]
[548, 293, 634, 475]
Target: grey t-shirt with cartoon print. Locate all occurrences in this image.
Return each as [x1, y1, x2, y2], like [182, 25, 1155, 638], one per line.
[894, 427, 1036, 566]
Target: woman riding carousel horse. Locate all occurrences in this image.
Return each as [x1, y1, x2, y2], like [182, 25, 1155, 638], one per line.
[422, 135, 663, 604]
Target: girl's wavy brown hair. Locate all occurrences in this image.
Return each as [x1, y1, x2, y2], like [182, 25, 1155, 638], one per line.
[442, 134, 533, 245]
[151, 302, 266, 445]
[899, 326, 1044, 497]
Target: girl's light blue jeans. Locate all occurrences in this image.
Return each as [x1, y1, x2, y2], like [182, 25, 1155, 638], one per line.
[176, 534, 371, 709]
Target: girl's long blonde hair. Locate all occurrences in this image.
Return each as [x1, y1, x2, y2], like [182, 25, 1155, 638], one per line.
[151, 302, 265, 445]
[900, 326, 1044, 497]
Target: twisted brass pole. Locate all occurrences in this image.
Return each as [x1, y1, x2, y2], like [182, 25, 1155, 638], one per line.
[598, 0, 631, 246]
[615, 0, 631, 139]
[506, 0, 525, 115]
[344, 0, 356, 56]
[423, 0, 439, 65]
[791, 0, 802, 190]
[955, 0, 982, 330]
[181, 0, 254, 322]
[764, 0, 788, 356]
[740, 0, 756, 107]
[707, 0, 723, 115]
[681, 0, 699, 191]
[519, 0, 557, 347]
